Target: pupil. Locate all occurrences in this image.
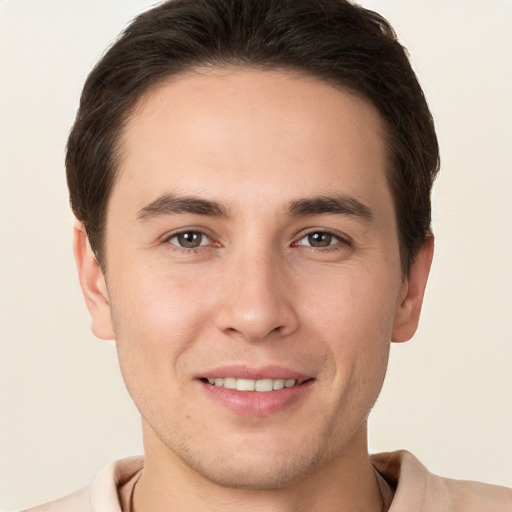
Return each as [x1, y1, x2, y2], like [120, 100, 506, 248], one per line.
[309, 232, 331, 247]
[179, 232, 201, 248]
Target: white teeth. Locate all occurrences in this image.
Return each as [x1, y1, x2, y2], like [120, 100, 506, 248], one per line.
[255, 379, 273, 392]
[272, 379, 285, 390]
[206, 377, 298, 392]
[236, 378, 255, 391]
[223, 377, 237, 389]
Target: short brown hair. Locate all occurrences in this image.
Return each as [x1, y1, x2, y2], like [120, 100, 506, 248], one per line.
[66, 0, 439, 274]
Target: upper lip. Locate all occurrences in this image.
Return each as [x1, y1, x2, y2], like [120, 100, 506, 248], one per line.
[197, 364, 313, 384]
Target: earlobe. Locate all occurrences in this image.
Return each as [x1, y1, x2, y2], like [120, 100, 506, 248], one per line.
[73, 222, 115, 340]
[391, 235, 434, 343]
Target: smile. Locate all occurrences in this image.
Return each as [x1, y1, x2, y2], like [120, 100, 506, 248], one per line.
[199, 371, 315, 415]
[206, 377, 299, 392]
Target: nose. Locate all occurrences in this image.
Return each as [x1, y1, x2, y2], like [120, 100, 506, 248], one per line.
[215, 249, 300, 342]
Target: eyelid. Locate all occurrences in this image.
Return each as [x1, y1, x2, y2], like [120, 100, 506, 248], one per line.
[170, 231, 210, 247]
[160, 226, 351, 251]
[162, 226, 209, 240]
[293, 229, 352, 248]
[162, 227, 218, 250]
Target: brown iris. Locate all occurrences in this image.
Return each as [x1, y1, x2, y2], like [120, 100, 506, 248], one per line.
[176, 231, 204, 248]
[307, 232, 333, 247]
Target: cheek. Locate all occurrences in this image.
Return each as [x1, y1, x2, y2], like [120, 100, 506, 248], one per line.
[111, 260, 214, 329]
[108, 264, 218, 381]
[299, 265, 398, 388]
[299, 262, 401, 337]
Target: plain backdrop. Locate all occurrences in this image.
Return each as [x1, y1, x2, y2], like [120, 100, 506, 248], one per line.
[1, 0, 511, 509]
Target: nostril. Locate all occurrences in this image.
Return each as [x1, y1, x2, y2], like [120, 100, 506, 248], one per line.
[214, 291, 300, 342]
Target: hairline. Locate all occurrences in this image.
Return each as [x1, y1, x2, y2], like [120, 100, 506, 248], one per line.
[92, 63, 416, 275]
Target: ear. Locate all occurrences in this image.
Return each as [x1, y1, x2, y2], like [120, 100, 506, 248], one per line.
[73, 222, 115, 340]
[392, 235, 434, 343]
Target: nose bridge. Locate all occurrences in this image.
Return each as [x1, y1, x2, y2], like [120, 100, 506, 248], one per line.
[215, 241, 299, 341]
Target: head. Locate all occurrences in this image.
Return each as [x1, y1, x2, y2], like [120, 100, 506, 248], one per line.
[70, 0, 438, 496]
[67, 0, 439, 276]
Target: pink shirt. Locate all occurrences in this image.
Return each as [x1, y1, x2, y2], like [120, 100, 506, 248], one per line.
[21, 451, 512, 512]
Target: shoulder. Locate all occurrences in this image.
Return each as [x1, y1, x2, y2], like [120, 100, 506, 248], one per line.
[442, 478, 512, 511]
[371, 450, 512, 512]
[19, 456, 143, 512]
[22, 487, 91, 512]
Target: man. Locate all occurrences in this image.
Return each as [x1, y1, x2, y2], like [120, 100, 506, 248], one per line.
[23, 0, 512, 510]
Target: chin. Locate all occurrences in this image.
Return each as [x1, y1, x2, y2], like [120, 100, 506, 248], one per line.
[183, 451, 325, 490]
[162, 428, 325, 490]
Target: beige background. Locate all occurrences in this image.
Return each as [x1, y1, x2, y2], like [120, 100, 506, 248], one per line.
[1, 0, 511, 509]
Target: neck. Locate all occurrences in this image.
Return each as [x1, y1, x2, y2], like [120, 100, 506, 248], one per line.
[132, 424, 383, 512]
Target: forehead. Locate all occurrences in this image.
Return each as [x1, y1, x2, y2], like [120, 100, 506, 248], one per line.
[112, 68, 392, 219]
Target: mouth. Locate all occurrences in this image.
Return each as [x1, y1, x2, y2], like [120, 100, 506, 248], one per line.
[198, 369, 315, 415]
[196, 365, 315, 415]
[200, 377, 308, 392]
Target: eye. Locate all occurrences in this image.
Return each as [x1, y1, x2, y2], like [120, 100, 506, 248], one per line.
[168, 231, 210, 249]
[295, 231, 347, 248]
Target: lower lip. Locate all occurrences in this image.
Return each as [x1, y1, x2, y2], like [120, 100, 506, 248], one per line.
[199, 380, 314, 416]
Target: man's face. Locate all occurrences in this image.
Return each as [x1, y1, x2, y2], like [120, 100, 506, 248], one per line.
[79, 68, 430, 489]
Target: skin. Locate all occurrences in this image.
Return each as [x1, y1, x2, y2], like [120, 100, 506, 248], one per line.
[75, 68, 433, 511]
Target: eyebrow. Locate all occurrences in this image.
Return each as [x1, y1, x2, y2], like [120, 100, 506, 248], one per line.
[286, 195, 373, 223]
[137, 192, 373, 223]
[137, 193, 228, 221]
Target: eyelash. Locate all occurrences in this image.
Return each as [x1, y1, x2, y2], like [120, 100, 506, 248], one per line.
[164, 229, 351, 253]
[293, 231, 351, 251]
[165, 230, 216, 254]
